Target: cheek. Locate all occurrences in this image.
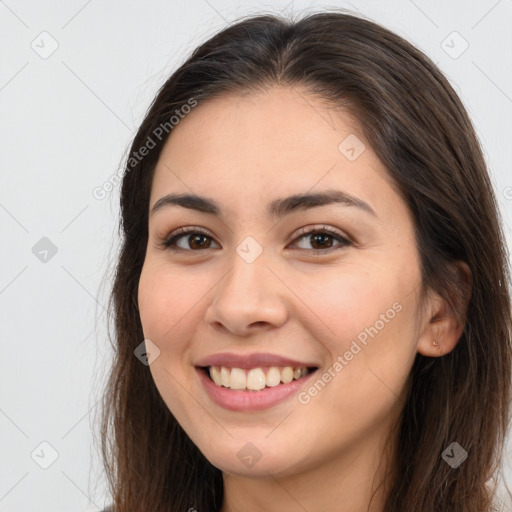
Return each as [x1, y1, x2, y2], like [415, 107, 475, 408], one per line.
[138, 263, 201, 421]
[138, 261, 205, 342]
[302, 262, 419, 393]
[296, 264, 402, 345]
[334, 297, 418, 424]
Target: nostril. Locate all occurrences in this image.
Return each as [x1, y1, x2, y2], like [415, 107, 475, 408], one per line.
[250, 321, 268, 328]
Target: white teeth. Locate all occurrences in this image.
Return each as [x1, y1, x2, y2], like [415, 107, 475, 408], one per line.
[266, 367, 281, 387]
[207, 365, 311, 391]
[210, 366, 222, 386]
[247, 368, 266, 390]
[230, 368, 246, 390]
[281, 367, 294, 383]
[220, 366, 230, 387]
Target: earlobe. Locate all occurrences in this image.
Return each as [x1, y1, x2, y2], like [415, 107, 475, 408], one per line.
[417, 260, 472, 358]
[416, 307, 464, 358]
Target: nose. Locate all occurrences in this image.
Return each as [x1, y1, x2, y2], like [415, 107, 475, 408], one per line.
[204, 248, 288, 337]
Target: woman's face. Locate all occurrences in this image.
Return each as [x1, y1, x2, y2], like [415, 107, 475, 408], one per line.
[138, 86, 435, 478]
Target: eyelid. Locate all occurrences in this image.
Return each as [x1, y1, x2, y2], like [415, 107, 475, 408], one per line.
[287, 225, 353, 254]
[158, 224, 353, 253]
[290, 224, 350, 243]
[158, 226, 216, 250]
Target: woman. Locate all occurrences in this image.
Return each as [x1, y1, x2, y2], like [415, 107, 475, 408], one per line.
[99, 10, 512, 512]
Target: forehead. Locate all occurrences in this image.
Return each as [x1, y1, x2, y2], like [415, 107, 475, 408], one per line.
[150, 86, 402, 220]
[160, 86, 362, 164]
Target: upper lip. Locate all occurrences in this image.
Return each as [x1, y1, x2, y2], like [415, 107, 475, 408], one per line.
[195, 352, 319, 369]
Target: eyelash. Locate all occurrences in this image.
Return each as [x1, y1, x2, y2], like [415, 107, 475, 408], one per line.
[157, 225, 353, 255]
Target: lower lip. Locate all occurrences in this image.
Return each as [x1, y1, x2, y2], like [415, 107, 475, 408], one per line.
[196, 367, 318, 412]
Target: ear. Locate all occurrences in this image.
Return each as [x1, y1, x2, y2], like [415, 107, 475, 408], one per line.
[417, 261, 472, 357]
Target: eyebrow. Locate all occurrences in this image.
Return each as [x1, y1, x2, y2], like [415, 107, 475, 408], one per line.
[150, 189, 377, 219]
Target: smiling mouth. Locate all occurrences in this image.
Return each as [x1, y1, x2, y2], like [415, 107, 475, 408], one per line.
[199, 365, 318, 392]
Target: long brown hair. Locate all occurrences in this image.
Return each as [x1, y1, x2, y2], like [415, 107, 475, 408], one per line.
[97, 10, 512, 511]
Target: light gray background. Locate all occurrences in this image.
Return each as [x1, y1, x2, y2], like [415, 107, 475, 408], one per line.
[1, 1, 511, 511]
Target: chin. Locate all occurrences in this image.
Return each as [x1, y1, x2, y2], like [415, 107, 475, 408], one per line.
[199, 441, 304, 479]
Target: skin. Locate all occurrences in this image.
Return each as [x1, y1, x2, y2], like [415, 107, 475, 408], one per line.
[137, 85, 468, 512]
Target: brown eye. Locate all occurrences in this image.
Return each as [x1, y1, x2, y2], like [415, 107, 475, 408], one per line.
[160, 227, 219, 251]
[158, 225, 352, 255]
[182, 233, 212, 250]
[289, 226, 352, 254]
